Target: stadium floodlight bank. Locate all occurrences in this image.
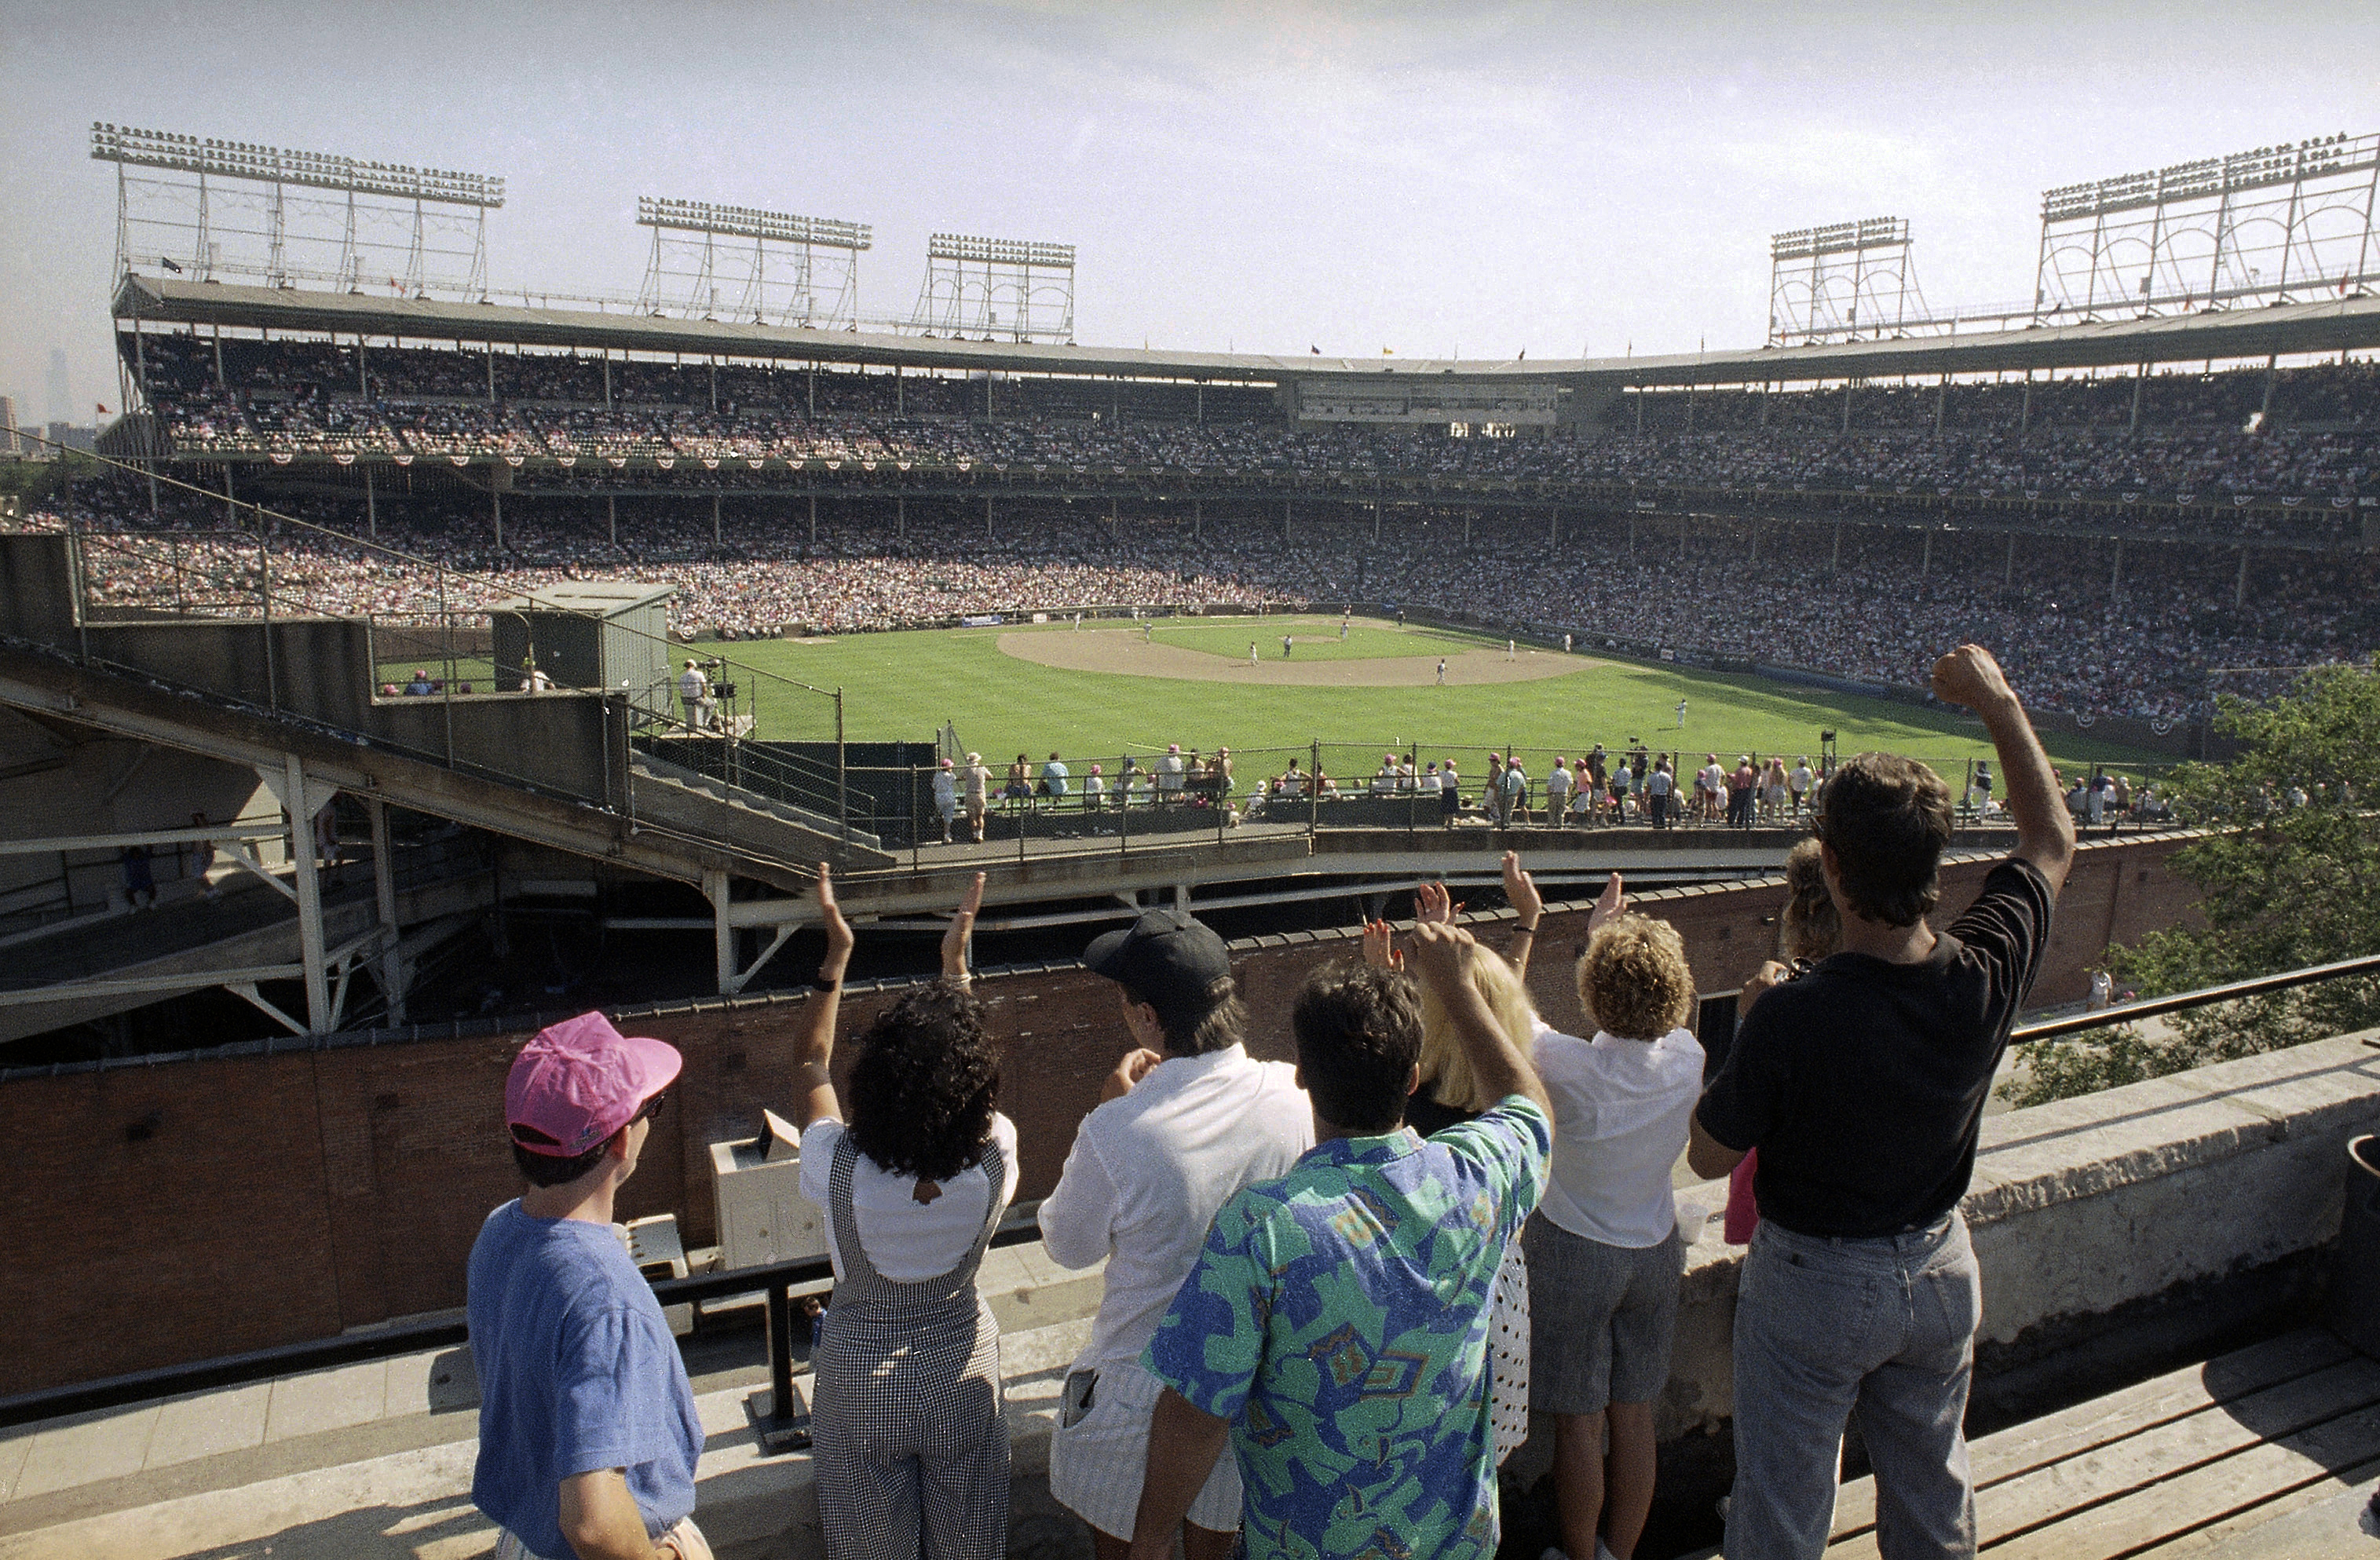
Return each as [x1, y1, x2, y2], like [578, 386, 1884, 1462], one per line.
[913, 232, 1077, 345]
[92, 122, 503, 299]
[90, 124, 505, 206]
[1768, 217, 1926, 348]
[635, 196, 872, 330]
[2034, 132, 2380, 320]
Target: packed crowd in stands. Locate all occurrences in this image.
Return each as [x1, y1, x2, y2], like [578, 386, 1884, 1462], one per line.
[20, 471, 2375, 725]
[122, 334, 2380, 528]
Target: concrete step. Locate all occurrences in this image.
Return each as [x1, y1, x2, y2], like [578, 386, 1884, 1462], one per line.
[0, 1244, 1104, 1560]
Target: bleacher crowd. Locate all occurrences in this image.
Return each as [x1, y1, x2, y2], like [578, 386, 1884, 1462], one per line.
[126, 334, 2380, 525]
[23, 469, 2374, 726]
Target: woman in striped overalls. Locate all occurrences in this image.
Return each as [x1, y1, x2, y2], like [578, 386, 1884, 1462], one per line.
[791, 867, 1018, 1560]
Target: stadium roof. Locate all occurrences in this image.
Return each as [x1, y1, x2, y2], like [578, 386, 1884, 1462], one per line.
[117, 273, 2380, 392]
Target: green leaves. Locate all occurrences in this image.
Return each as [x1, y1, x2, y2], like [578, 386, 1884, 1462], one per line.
[2002, 658, 2380, 1108]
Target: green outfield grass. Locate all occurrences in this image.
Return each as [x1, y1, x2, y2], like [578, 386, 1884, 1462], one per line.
[715, 616, 2173, 783]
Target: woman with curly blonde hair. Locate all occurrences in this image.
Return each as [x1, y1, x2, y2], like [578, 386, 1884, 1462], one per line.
[1523, 874, 1704, 1560]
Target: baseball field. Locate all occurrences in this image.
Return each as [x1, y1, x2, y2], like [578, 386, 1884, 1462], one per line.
[709, 614, 2172, 784]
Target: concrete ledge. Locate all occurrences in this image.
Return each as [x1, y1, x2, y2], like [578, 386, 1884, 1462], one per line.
[8, 1034, 2375, 1558]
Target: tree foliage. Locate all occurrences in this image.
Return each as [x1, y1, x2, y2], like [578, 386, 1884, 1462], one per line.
[2005, 658, 2380, 1106]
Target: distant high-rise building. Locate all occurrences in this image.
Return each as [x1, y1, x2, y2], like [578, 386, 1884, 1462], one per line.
[0, 396, 19, 455]
[46, 349, 71, 426]
[47, 422, 95, 454]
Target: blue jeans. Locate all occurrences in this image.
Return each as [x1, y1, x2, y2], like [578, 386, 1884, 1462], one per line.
[1727, 1211, 1981, 1560]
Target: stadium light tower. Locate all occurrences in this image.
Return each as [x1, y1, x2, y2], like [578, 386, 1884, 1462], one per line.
[911, 233, 1076, 344]
[634, 196, 872, 328]
[2032, 132, 2380, 321]
[1768, 217, 1925, 347]
[90, 123, 504, 296]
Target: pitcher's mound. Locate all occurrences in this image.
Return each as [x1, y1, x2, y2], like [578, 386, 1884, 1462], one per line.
[1000, 628, 1593, 686]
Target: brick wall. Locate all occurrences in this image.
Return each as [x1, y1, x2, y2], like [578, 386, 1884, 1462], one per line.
[0, 831, 2203, 1391]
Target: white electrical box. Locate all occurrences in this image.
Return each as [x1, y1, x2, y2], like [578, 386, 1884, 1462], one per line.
[711, 1109, 829, 1272]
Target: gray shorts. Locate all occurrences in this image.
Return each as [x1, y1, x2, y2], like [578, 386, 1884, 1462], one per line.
[1523, 1213, 1685, 1414]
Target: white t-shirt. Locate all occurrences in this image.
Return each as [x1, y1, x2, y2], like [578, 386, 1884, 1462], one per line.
[799, 1113, 1021, 1283]
[1530, 1022, 1705, 1248]
[1038, 1045, 1312, 1374]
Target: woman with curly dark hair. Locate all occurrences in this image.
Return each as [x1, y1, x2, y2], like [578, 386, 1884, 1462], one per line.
[791, 865, 1017, 1560]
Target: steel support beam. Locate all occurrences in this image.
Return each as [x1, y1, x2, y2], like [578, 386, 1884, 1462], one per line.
[283, 753, 332, 1032]
[367, 796, 406, 1025]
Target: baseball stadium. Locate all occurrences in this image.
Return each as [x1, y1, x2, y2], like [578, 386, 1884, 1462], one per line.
[4, 109, 2380, 1560]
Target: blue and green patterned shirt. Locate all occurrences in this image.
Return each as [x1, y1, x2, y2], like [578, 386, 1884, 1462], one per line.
[1144, 1096, 1551, 1560]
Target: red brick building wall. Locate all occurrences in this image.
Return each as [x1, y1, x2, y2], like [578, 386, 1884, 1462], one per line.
[1, 832, 2203, 1391]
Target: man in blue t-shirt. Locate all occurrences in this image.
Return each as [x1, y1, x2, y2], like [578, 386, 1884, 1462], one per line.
[468, 1011, 707, 1560]
[1125, 925, 1551, 1560]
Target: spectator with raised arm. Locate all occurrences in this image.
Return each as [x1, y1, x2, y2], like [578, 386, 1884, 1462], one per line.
[1689, 644, 2075, 1560]
[1126, 921, 1552, 1560]
[791, 868, 1020, 1560]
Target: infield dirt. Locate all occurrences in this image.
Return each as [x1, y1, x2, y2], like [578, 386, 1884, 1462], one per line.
[999, 626, 1594, 687]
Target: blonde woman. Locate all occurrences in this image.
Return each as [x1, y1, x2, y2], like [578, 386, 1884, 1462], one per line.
[1359, 854, 1552, 1470]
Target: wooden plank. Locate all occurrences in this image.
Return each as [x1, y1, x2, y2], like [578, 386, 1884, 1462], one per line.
[1823, 1359, 2380, 1558]
[1988, 1402, 2380, 1560]
[2124, 1453, 2380, 1558]
[1830, 1330, 2355, 1541]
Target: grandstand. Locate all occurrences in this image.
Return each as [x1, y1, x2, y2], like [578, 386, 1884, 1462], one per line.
[57, 265, 2380, 729]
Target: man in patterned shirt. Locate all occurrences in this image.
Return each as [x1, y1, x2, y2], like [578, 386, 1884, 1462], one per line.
[1126, 922, 1552, 1560]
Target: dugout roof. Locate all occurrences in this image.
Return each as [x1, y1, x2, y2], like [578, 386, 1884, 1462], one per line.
[117, 273, 2380, 393]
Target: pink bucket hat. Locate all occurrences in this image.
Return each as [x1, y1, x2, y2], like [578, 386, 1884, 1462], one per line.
[506, 1011, 682, 1156]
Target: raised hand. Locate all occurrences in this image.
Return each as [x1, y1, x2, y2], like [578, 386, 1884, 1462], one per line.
[816, 862, 855, 977]
[941, 871, 987, 981]
[1588, 871, 1629, 935]
[1930, 643, 2016, 713]
[1407, 919, 1476, 992]
[1362, 919, 1404, 972]
[1501, 850, 1543, 927]
[1414, 879, 1461, 926]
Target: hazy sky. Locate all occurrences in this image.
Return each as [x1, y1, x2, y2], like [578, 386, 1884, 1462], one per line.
[4, 0, 2375, 422]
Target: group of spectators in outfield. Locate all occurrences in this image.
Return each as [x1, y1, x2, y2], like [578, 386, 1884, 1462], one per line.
[24, 475, 2375, 725]
[468, 646, 2074, 1560]
[128, 332, 2380, 513]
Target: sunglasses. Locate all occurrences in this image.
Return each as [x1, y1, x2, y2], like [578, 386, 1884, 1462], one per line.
[634, 1092, 670, 1126]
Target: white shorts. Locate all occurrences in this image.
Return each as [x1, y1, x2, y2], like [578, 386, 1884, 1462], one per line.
[1047, 1359, 1243, 1540]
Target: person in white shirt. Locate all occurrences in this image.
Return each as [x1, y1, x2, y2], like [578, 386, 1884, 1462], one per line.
[518, 662, 554, 693]
[931, 758, 959, 843]
[1157, 744, 1186, 802]
[961, 752, 990, 843]
[1525, 880, 1703, 1560]
[676, 660, 711, 732]
[1545, 756, 1574, 827]
[1040, 912, 1312, 1560]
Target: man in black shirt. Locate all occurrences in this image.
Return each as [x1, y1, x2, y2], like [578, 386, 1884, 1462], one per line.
[1689, 644, 2074, 1560]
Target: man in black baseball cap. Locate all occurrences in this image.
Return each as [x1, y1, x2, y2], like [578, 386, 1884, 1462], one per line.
[1083, 912, 1235, 1047]
[1038, 912, 1311, 1560]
